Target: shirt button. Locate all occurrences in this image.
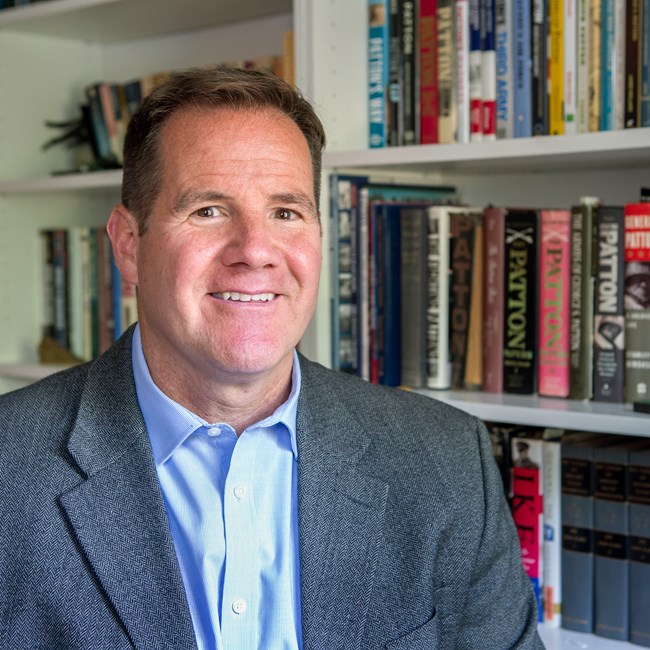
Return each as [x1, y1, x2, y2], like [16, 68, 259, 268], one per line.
[232, 598, 247, 615]
[207, 427, 222, 437]
[233, 485, 247, 499]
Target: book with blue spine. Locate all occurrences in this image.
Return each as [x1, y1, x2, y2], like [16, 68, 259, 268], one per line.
[469, 0, 483, 140]
[600, 0, 617, 130]
[368, 0, 391, 147]
[495, 0, 513, 138]
[513, 0, 532, 136]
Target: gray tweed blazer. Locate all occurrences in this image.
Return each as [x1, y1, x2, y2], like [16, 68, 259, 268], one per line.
[0, 327, 543, 649]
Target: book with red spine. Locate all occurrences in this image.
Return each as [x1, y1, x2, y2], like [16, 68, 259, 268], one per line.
[419, 0, 439, 143]
[538, 209, 572, 397]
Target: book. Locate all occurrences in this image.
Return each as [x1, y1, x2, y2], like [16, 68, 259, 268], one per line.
[531, 0, 549, 134]
[549, 0, 565, 134]
[51, 229, 69, 350]
[455, 0, 471, 143]
[628, 445, 650, 647]
[368, 0, 390, 148]
[503, 209, 538, 394]
[427, 205, 453, 389]
[563, 0, 577, 133]
[464, 218, 484, 389]
[589, 0, 603, 131]
[538, 209, 571, 398]
[469, 0, 483, 140]
[481, 0, 497, 139]
[449, 209, 482, 388]
[576, 0, 590, 132]
[542, 429, 564, 627]
[482, 206, 505, 392]
[495, 0, 514, 139]
[569, 197, 600, 400]
[642, 0, 650, 126]
[593, 205, 625, 403]
[600, 0, 625, 130]
[388, 0, 401, 145]
[400, 0, 417, 145]
[624, 201, 650, 403]
[624, 0, 641, 128]
[419, 0, 439, 144]
[511, 427, 545, 623]
[593, 439, 635, 640]
[40, 230, 55, 341]
[512, 0, 532, 137]
[400, 206, 429, 387]
[437, 0, 457, 142]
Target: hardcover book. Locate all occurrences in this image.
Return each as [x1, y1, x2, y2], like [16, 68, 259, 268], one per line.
[512, 0, 532, 137]
[437, 0, 457, 142]
[464, 218, 484, 389]
[569, 197, 600, 400]
[576, 0, 590, 132]
[628, 445, 650, 647]
[455, 0, 471, 143]
[469, 0, 483, 140]
[495, 0, 513, 138]
[400, 0, 417, 145]
[538, 209, 571, 397]
[531, 0, 549, 134]
[503, 209, 538, 394]
[593, 205, 625, 402]
[588, 0, 603, 131]
[623, 201, 650, 403]
[481, 0, 497, 139]
[563, 0, 577, 133]
[419, 0, 439, 144]
[368, 0, 390, 147]
[548, 0, 565, 134]
[482, 207, 505, 392]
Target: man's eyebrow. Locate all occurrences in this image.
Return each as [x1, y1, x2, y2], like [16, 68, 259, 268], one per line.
[270, 192, 318, 215]
[172, 190, 233, 213]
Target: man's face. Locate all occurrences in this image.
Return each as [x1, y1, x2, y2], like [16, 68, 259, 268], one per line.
[114, 106, 322, 388]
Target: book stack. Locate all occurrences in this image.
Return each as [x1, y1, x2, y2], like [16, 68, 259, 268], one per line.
[40, 227, 137, 362]
[366, 0, 650, 147]
[330, 183, 650, 405]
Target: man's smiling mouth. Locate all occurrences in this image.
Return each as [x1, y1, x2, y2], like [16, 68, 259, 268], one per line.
[212, 292, 276, 302]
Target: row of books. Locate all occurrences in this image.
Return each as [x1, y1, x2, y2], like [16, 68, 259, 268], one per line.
[488, 423, 650, 645]
[367, 0, 650, 147]
[329, 173, 650, 404]
[41, 228, 137, 362]
[0, 0, 51, 8]
[83, 53, 290, 171]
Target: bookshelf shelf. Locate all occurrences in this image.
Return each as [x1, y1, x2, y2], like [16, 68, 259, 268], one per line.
[538, 625, 637, 649]
[0, 363, 77, 382]
[323, 128, 650, 175]
[416, 390, 650, 437]
[0, 0, 292, 43]
[0, 170, 122, 194]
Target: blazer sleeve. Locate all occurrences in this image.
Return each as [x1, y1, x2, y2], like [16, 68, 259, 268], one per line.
[454, 418, 544, 650]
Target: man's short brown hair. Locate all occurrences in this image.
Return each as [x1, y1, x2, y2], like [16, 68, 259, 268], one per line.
[121, 65, 326, 233]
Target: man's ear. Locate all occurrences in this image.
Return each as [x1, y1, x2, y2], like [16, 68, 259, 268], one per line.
[107, 205, 140, 286]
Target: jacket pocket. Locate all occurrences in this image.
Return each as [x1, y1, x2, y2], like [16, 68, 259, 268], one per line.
[384, 614, 439, 650]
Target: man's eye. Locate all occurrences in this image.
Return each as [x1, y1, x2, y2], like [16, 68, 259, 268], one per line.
[193, 206, 221, 218]
[274, 208, 295, 220]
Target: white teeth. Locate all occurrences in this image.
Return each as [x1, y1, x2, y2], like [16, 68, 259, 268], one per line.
[214, 292, 275, 302]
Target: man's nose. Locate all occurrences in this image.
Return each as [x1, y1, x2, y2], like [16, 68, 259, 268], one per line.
[220, 214, 282, 269]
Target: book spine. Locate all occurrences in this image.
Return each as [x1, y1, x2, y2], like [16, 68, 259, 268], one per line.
[388, 0, 401, 145]
[450, 212, 477, 388]
[469, 0, 483, 140]
[481, 0, 497, 139]
[511, 434, 544, 623]
[495, 0, 513, 139]
[624, 0, 641, 128]
[569, 198, 599, 399]
[438, 0, 457, 142]
[589, 0, 603, 130]
[456, 0, 471, 143]
[642, 0, 650, 126]
[561, 438, 596, 633]
[482, 207, 505, 392]
[543, 433, 563, 627]
[503, 210, 538, 394]
[368, 0, 390, 147]
[513, 0, 532, 137]
[593, 205, 625, 402]
[374, 205, 386, 384]
[369, 202, 380, 384]
[400, 0, 417, 145]
[593, 446, 630, 640]
[623, 202, 650, 403]
[400, 209, 429, 387]
[600, 0, 616, 130]
[612, 0, 626, 129]
[538, 209, 571, 397]
[41, 230, 55, 340]
[564, 0, 578, 133]
[419, 0, 439, 143]
[576, 0, 590, 132]
[87, 229, 99, 359]
[358, 188, 371, 381]
[67, 227, 85, 360]
[427, 207, 452, 389]
[329, 174, 341, 369]
[628, 450, 650, 647]
[532, 0, 549, 134]
[549, 0, 565, 134]
[51, 229, 69, 350]
[464, 220, 484, 389]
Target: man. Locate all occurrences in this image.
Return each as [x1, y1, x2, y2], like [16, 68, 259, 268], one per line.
[0, 67, 543, 649]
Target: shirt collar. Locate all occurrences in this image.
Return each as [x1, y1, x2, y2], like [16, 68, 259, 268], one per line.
[131, 324, 300, 466]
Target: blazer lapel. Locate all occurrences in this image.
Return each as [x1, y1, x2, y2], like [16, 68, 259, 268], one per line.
[297, 357, 389, 650]
[59, 332, 197, 650]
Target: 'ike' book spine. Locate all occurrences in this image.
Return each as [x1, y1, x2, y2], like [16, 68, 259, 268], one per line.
[593, 205, 625, 403]
[538, 209, 571, 397]
[628, 446, 650, 647]
[482, 207, 505, 393]
[503, 209, 538, 394]
[623, 202, 650, 403]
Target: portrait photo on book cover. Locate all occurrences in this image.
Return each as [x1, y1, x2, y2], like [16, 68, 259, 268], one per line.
[625, 261, 650, 309]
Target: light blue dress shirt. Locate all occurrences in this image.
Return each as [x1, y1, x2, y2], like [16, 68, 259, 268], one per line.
[131, 326, 302, 650]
